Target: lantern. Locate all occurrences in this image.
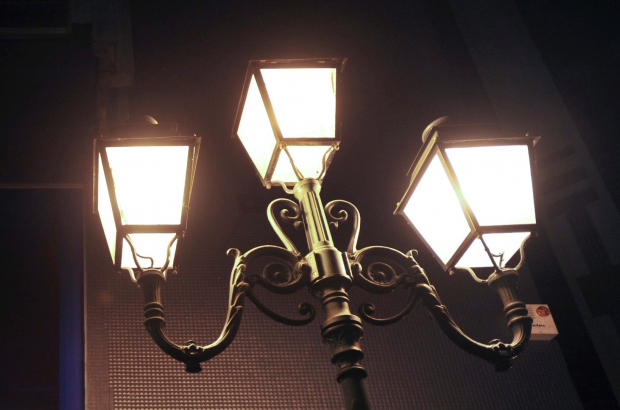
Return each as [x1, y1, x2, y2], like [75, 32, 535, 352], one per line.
[94, 130, 200, 279]
[232, 58, 346, 186]
[395, 122, 538, 271]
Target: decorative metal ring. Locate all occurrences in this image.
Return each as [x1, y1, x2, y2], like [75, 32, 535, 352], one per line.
[366, 262, 397, 285]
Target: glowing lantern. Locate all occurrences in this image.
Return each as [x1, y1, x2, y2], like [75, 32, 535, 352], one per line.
[395, 122, 538, 271]
[94, 128, 200, 279]
[232, 58, 347, 186]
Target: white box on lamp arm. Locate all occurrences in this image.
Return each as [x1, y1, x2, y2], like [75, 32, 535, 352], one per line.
[527, 304, 558, 341]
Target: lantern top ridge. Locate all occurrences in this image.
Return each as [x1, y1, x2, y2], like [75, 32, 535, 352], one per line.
[248, 57, 347, 70]
[96, 135, 201, 147]
[104, 121, 181, 139]
[427, 123, 540, 145]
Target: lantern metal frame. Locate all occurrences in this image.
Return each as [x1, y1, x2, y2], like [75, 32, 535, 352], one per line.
[93, 134, 201, 274]
[231, 58, 347, 187]
[395, 123, 540, 272]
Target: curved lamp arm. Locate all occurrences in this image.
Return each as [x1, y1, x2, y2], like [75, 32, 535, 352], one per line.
[412, 263, 532, 371]
[136, 244, 316, 372]
[321, 195, 533, 371]
[348, 244, 532, 371]
[136, 248, 249, 373]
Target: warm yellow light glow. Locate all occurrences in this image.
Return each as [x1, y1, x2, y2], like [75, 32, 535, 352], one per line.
[457, 232, 530, 268]
[121, 233, 178, 269]
[445, 145, 536, 226]
[261, 68, 336, 139]
[238, 75, 278, 177]
[106, 146, 189, 225]
[271, 145, 333, 184]
[98, 155, 117, 263]
[403, 155, 472, 264]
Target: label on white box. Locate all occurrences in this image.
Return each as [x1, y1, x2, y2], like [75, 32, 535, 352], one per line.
[526, 304, 558, 341]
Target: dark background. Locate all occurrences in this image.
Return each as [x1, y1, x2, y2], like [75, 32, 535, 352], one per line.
[0, 189, 82, 410]
[0, 0, 619, 409]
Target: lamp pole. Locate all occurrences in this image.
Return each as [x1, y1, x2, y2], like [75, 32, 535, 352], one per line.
[294, 178, 371, 410]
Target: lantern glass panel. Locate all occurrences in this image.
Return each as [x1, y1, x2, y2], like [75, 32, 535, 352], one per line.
[106, 145, 189, 225]
[457, 232, 530, 268]
[261, 68, 336, 139]
[237, 75, 278, 178]
[271, 145, 333, 184]
[98, 154, 117, 263]
[121, 233, 178, 269]
[403, 154, 471, 264]
[445, 145, 535, 226]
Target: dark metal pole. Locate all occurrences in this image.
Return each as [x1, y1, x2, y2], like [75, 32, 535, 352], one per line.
[294, 178, 372, 410]
[320, 286, 371, 410]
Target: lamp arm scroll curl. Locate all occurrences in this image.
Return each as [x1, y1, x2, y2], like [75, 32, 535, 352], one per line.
[412, 264, 532, 371]
[243, 245, 316, 326]
[137, 248, 249, 373]
[350, 246, 418, 326]
[325, 199, 360, 255]
[267, 198, 303, 257]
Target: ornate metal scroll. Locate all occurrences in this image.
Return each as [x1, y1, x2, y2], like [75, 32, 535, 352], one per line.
[244, 245, 309, 293]
[243, 245, 315, 326]
[246, 294, 315, 326]
[325, 200, 360, 255]
[267, 198, 303, 256]
[350, 246, 418, 326]
[352, 246, 415, 293]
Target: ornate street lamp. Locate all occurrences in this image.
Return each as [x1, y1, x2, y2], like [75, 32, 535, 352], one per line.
[94, 60, 538, 410]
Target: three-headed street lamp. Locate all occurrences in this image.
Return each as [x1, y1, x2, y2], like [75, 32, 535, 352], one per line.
[94, 58, 539, 410]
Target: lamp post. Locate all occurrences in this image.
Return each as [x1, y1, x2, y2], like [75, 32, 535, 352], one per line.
[94, 59, 538, 410]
